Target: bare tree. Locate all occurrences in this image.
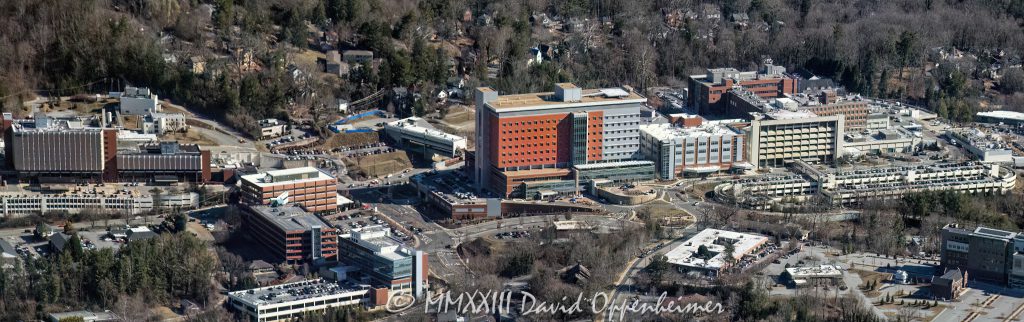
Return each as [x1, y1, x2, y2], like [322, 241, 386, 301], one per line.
[114, 294, 153, 322]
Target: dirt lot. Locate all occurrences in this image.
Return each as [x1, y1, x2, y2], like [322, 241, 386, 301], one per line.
[457, 237, 506, 258]
[151, 306, 183, 321]
[852, 269, 894, 297]
[292, 48, 326, 70]
[39, 100, 108, 115]
[441, 105, 474, 124]
[345, 151, 413, 178]
[321, 131, 380, 149]
[640, 201, 692, 221]
[430, 105, 475, 145]
[186, 221, 214, 242]
[162, 130, 216, 146]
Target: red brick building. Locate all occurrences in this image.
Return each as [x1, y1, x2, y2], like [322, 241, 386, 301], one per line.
[244, 204, 338, 264]
[688, 65, 797, 115]
[473, 84, 648, 197]
[2, 113, 211, 183]
[240, 167, 338, 212]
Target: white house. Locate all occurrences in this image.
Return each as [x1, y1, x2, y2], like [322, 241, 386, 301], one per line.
[119, 87, 161, 115]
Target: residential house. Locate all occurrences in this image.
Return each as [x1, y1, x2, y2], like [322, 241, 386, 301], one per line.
[342, 50, 374, 64]
[731, 13, 750, 28]
[931, 268, 967, 300]
[187, 56, 206, 74]
[325, 51, 344, 76]
[50, 233, 71, 253]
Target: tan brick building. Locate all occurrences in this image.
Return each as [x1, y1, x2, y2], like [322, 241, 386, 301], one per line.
[240, 167, 338, 212]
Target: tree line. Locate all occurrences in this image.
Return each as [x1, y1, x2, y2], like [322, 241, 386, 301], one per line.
[0, 232, 216, 321]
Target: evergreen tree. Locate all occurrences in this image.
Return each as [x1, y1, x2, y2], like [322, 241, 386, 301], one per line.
[66, 235, 84, 260]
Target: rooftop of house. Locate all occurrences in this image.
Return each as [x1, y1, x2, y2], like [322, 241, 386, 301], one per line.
[0, 239, 16, 257]
[259, 118, 283, 127]
[933, 268, 964, 285]
[249, 259, 275, 271]
[342, 50, 374, 56]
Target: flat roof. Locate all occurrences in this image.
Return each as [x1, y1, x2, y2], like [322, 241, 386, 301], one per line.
[485, 88, 645, 111]
[342, 50, 374, 55]
[573, 160, 654, 170]
[336, 193, 352, 206]
[502, 167, 572, 177]
[385, 117, 467, 143]
[974, 227, 1017, 240]
[228, 278, 368, 307]
[0, 239, 16, 256]
[978, 110, 1024, 122]
[553, 220, 593, 230]
[786, 265, 843, 278]
[664, 229, 768, 270]
[240, 167, 335, 188]
[639, 122, 741, 141]
[347, 226, 416, 261]
[764, 109, 818, 120]
[248, 205, 330, 231]
[48, 311, 119, 322]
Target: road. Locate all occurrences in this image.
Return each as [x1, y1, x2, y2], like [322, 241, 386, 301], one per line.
[599, 223, 702, 322]
[338, 168, 433, 190]
[0, 214, 167, 240]
[364, 192, 640, 284]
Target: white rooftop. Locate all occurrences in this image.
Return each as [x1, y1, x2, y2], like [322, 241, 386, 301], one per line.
[347, 225, 416, 261]
[385, 117, 467, 143]
[765, 109, 819, 120]
[228, 278, 367, 307]
[336, 193, 352, 206]
[664, 229, 768, 271]
[240, 167, 335, 188]
[149, 112, 185, 119]
[128, 226, 152, 233]
[639, 122, 740, 141]
[978, 110, 1024, 122]
[572, 160, 654, 170]
[553, 220, 593, 231]
[786, 265, 843, 279]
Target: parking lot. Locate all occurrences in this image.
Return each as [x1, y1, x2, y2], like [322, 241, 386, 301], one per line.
[325, 210, 415, 244]
[494, 230, 531, 240]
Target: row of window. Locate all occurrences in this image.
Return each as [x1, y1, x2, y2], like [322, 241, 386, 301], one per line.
[257, 294, 365, 315]
[603, 122, 641, 127]
[605, 144, 640, 149]
[501, 150, 557, 157]
[603, 114, 639, 120]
